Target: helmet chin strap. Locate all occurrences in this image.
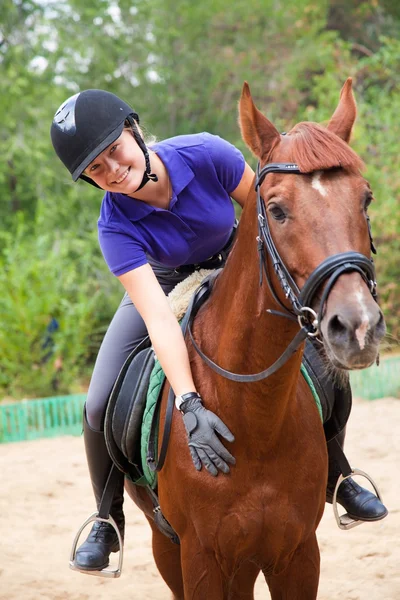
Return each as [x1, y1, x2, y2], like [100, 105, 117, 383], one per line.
[132, 170, 158, 193]
[126, 115, 158, 192]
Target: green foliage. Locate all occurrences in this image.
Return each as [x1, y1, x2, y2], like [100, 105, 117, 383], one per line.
[0, 217, 121, 398]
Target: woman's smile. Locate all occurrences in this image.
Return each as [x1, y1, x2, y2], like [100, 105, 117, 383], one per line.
[112, 166, 131, 185]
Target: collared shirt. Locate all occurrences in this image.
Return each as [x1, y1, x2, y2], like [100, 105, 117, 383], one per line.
[98, 132, 245, 276]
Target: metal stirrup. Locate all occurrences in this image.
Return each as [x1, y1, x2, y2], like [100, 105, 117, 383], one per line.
[332, 469, 385, 530]
[69, 513, 123, 578]
[69, 464, 124, 577]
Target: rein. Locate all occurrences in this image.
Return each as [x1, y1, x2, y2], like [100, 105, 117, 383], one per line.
[188, 161, 378, 383]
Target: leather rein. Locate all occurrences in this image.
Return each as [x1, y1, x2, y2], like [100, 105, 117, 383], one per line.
[187, 161, 378, 383]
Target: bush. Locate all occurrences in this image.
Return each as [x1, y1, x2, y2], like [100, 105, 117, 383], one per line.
[0, 217, 121, 398]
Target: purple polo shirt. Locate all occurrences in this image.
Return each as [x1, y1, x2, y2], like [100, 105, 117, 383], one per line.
[98, 132, 245, 276]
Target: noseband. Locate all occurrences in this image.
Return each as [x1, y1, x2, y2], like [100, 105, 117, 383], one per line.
[188, 161, 378, 383]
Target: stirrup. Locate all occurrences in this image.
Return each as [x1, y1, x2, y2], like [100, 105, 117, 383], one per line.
[332, 468, 384, 530]
[69, 512, 124, 578]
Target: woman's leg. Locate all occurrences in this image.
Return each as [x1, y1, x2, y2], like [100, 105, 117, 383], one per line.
[85, 291, 149, 430]
[75, 261, 190, 573]
[86, 259, 190, 430]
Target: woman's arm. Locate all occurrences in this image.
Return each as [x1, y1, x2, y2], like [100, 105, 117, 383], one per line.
[230, 162, 255, 208]
[118, 263, 196, 397]
[118, 262, 235, 476]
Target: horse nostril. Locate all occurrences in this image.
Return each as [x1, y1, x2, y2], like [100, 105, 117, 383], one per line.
[327, 314, 348, 339]
[376, 311, 385, 331]
[374, 311, 386, 339]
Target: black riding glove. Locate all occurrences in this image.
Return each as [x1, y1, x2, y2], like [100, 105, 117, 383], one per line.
[180, 394, 235, 477]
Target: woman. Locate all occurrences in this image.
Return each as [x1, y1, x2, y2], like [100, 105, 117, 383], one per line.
[50, 89, 387, 575]
[50, 89, 253, 572]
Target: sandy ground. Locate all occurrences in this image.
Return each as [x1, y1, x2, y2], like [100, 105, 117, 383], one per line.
[1, 395, 399, 600]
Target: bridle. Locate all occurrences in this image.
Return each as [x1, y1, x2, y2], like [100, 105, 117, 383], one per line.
[255, 162, 377, 332]
[188, 161, 378, 383]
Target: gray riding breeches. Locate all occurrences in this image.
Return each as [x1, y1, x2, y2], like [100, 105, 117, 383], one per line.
[85, 259, 192, 430]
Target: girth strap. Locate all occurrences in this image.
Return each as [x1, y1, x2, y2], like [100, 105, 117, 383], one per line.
[146, 386, 174, 473]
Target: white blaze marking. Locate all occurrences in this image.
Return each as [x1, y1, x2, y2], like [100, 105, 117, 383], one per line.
[311, 171, 328, 197]
[354, 286, 370, 350]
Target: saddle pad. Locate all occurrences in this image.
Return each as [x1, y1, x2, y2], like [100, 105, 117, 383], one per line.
[141, 359, 165, 488]
[300, 363, 323, 421]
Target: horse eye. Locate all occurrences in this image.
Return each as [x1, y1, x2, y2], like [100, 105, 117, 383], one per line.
[268, 205, 287, 221]
[364, 193, 373, 211]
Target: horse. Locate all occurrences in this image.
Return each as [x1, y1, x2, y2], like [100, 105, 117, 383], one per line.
[125, 78, 385, 599]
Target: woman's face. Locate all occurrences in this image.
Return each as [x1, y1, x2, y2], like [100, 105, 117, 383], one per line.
[83, 129, 146, 193]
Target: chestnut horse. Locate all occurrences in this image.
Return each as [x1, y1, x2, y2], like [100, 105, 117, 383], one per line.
[126, 78, 385, 599]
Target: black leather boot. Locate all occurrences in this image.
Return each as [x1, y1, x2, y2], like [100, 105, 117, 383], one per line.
[326, 428, 388, 522]
[74, 410, 125, 571]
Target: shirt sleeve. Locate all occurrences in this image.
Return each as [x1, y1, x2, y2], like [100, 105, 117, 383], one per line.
[98, 224, 148, 276]
[203, 133, 246, 194]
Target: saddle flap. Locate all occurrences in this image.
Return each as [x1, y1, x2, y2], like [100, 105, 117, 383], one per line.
[111, 347, 155, 464]
[105, 336, 152, 478]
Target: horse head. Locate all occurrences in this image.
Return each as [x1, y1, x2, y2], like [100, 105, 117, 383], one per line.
[239, 78, 385, 371]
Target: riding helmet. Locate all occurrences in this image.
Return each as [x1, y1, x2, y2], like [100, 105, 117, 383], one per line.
[50, 89, 157, 190]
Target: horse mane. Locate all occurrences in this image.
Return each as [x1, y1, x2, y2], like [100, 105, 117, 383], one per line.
[285, 122, 364, 174]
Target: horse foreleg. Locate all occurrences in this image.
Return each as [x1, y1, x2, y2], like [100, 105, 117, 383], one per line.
[265, 534, 320, 600]
[180, 535, 227, 599]
[147, 518, 184, 600]
[229, 560, 260, 599]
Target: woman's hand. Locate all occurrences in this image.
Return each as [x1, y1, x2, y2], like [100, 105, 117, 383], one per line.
[180, 395, 235, 477]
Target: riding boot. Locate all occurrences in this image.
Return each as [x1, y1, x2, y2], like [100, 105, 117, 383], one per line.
[326, 428, 388, 521]
[74, 409, 125, 571]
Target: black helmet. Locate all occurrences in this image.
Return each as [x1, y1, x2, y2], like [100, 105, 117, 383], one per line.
[50, 89, 157, 190]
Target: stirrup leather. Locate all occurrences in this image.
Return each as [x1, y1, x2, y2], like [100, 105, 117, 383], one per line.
[332, 468, 384, 530]
[69, 512, 124, 578]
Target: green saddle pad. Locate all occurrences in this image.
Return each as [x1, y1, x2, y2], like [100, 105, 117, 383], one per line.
[140, 360, 323, 489]
[141, 359, 164, 488]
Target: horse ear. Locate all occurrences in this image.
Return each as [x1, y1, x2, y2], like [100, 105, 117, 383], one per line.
[326, 78, 357, 143]
[238, 82, 280, 159]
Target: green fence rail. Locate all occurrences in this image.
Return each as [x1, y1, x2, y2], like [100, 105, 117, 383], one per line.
[350, 355, 400, 400]
[0, 394, 86, 444]
[0, 356, 399, 444]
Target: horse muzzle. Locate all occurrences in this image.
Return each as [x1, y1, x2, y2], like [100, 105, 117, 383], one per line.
[319, 276, 386, 370]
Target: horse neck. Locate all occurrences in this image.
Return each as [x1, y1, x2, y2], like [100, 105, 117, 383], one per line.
[193, 193, 303, 425]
